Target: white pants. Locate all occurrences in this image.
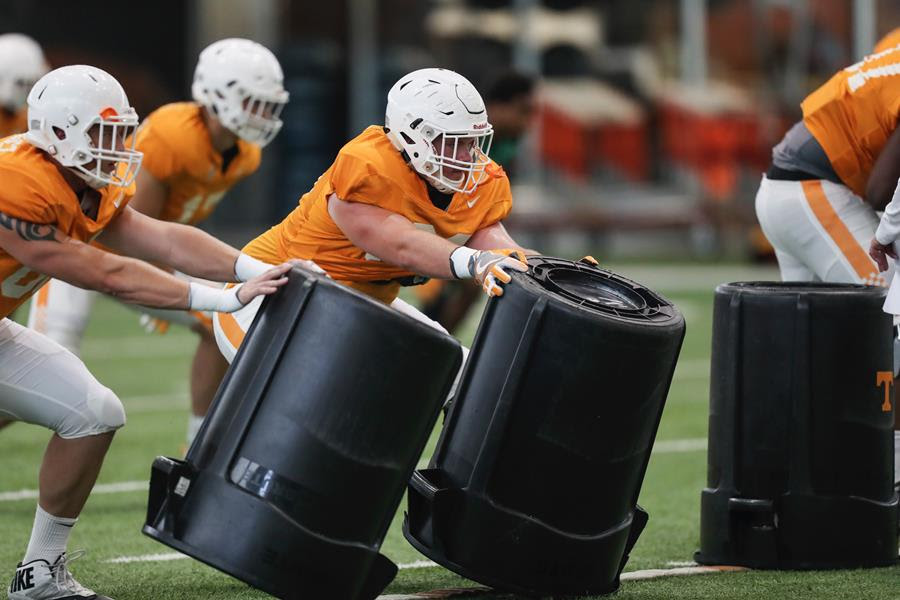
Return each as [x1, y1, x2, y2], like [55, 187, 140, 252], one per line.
[0, 318, 124, 438]
[27, 278, 212, 355]
[213, 290, 468, 396]
[755, 176, 894, 285]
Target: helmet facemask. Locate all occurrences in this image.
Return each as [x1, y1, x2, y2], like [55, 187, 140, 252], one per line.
[385, 68, 496, 195]
[25, 65, 143, 190]
[231, 93, 287, 147]
[191, 38, 289, 148]
[418, 126, 493, 194]
[57, 109, 142, 189]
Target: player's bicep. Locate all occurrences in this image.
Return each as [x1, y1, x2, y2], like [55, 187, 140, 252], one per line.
[327, 192, 414, 250]
[99, 205, 170, 259]
[0, 211, 112, 289]
[0, 210, 68, 268]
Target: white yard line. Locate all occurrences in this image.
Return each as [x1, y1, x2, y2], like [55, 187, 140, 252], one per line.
[665, 560, 699, 568]
[103, 552, 437, 569]
[105, 552, 187, 564]
[398, 560, 438, 570]
[104, 554, 741, 585]
[0, 480, 147, 502]
[620, 564, 749, 581]
[378, 565, 748, 598]
[1, 435, 708, 503]
[652, 438, 707, 453]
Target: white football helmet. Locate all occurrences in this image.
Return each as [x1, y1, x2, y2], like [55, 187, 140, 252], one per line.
[385, 68, 493, 195]
[25, 65, 142, 189]
[191, 38, 289, 147]
[0, 33, 49, 113]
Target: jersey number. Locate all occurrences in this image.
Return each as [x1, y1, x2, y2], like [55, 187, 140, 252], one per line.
[1, 267, 47, 299]
[180, 191, 227, 224]
[846, 60, 900, 93]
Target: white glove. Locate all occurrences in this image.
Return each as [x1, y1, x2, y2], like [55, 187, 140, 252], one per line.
[449, 247, 528, 297]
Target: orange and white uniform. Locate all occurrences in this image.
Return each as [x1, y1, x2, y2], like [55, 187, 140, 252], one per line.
[134, 102, 261, 224]
[215, 125, 511, 361]
[28, 102, 261, 351]
[0, 135, 132, 317]
[0, 107, 27, 138]
[874, 28, 900, 55]
[755, 46, 900, 287]
[0, 134, 127, 437]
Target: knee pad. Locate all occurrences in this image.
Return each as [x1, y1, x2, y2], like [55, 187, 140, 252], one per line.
[57, 384, 125, 439]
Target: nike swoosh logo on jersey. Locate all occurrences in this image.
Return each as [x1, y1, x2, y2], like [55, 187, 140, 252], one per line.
[466, 195, 480, 208]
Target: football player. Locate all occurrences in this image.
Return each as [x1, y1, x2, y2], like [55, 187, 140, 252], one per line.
[416, 71, 537, 334]
[1, 65, 290, 600]
[214, 67, 540, 364]
[874, 27, 900, 54]
[27, 38, 293, 447]
[0, 33, 47, 138]
[0, 34, 48, 432]
[755, 36, 900, 482]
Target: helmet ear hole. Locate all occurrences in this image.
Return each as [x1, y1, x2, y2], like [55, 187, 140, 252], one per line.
[52, 126, 66, 140]
[400, 132, 415, 146]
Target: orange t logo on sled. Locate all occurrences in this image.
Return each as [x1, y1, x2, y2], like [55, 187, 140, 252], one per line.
[876, 371, 893, 412]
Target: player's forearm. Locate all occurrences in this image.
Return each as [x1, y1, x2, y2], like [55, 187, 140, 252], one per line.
[466, 222, 536, 255]
[157, 222, 241, 281]
[377, 228, 458, 279]
[88, 252, 190, 309]
[33, 242, 191, 309]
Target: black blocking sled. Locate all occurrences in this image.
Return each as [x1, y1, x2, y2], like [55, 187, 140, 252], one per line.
[143, 266, 462, 600]
[404, 256, 686, 596]
[696, 282, 899, 569]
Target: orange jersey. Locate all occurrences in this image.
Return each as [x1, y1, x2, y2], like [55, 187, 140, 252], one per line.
[244, 126, 513, 304]
[0, 108, 27, 138]
[802, 46, 900, 197]
[131, 102, 261, 224]
[874, 27, 900, 54]
[0, 135, 133, 318]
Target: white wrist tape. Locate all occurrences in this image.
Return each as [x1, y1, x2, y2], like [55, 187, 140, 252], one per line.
[449, 246, 478, 279]
[234, 253, 272, 282]
[188, 282, 244, 313]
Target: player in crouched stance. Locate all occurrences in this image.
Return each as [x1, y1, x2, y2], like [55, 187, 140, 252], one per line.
[1, 66, 290, 600]
[214, 68, 534, 366]
[27, 38, 292, 448]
